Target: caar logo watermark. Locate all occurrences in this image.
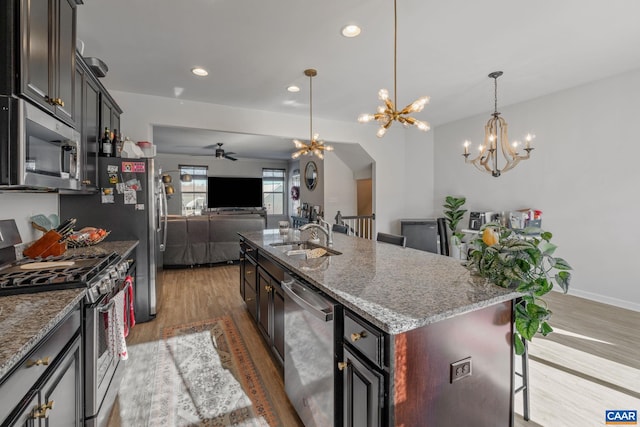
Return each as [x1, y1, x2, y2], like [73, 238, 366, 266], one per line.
[606, 410, 637, 425]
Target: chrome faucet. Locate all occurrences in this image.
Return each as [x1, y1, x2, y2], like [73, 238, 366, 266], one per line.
[300, 218, 333, 246]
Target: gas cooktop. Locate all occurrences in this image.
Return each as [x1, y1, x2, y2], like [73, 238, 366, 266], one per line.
[0, 252, 120, 296]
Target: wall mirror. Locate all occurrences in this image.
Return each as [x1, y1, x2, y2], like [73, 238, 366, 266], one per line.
[304, 161, 318, 191]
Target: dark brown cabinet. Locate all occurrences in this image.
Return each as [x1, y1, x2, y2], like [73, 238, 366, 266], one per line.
[1, 306, 82, 426]
[341, 310, 386, 427]
[101, 92, 121, 135]
[257, 266, 285, 368]
[74, 54, 101, 190]
[239, 238, 286, 372]
[240, 241, 258, 321]
[20, 0, 77, 125]
[342, 346, 384, 427]
[71, 53, 122, 191]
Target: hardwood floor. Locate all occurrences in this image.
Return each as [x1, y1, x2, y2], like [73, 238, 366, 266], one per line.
[107, 264, 304, 427]
[109, 265, 639, 427]
[514, 291, 640, 427]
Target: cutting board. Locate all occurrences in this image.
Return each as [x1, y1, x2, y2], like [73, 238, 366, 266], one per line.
[20, 261, 76, 270]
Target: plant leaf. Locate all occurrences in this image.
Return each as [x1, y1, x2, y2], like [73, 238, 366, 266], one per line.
[538, 241, 557, 256]
[514, 333, 525, 356]
[540, 322, 553, 336]
[552, 257, 572, 270]
[555, 271, 571, 293]
[516, 316, 540, 341]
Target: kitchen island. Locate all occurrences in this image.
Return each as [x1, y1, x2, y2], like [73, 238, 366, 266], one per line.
[239, 229, 520, 427]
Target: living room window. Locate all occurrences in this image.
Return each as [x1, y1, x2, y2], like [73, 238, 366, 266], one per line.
[180, 165, 208, 216]
[263, 168, 285, 215]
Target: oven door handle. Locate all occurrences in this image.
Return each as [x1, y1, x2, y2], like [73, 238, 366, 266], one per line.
[97, 299, 116, 313]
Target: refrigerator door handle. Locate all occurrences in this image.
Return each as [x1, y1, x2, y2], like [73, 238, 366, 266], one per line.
[159, 179, 168, 251]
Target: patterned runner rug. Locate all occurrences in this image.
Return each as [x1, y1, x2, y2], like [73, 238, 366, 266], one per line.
[116, 316, 279, 426]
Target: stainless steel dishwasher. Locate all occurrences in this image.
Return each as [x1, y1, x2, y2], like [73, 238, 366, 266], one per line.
[282, 273, 341, 427]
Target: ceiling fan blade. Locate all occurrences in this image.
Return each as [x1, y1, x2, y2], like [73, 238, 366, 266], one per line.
[225, 155, 238, 161]
[203, 144, 219, 149]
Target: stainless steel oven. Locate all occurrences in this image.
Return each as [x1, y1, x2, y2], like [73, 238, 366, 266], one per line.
[0, 249, 134, 427]
[0, 96, 81, 190]
[84, 258, 135, 427]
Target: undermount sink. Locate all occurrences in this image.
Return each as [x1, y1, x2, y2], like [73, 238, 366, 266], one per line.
[270, 241, 342, 258]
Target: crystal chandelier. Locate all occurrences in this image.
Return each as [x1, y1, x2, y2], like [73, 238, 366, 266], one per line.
[463, 71, 534, 177]
[291, 69, 333, 160]
[357, 0, 430, 138]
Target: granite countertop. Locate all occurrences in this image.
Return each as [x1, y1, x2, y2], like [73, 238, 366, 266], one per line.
[65, 239, 138, 258]
[0, 240, 138, 379]
[240, 229, 520, 335]
[0, 288, 84, 379]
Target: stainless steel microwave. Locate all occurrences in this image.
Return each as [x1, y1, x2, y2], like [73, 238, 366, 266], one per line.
[0, 96, 81, 191]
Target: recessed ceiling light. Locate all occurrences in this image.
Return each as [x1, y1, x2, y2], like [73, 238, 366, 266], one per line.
[191, 67, 208, 77]
[341, 24, 361, 38]
[287, 85, 301, 93]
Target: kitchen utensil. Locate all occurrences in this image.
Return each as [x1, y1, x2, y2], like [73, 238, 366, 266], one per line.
[30, 214, 53, 232]
[20, 261, 76, 270]
[23, 230, 67, 258]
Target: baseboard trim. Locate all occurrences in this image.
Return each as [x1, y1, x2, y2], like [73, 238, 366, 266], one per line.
[563, 288, 640, 312]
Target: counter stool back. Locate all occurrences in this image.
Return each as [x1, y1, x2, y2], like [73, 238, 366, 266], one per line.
[332, 224, 349, 234]
[376, 232, 407, 247]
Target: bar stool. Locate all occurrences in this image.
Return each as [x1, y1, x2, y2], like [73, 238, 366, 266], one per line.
[376, 232, 407, 247]
[514, 298, 530, 422]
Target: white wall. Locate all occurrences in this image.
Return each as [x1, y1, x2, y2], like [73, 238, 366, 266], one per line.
[404, 129, 436, 218]
[0, 193, 58, 244]
[433, 68, 640, 311]
[324, 151, 358, 220]
[111, 90, 410, 234]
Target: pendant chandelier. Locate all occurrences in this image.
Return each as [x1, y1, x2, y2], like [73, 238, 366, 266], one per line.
[291, 69, 333, 160]
[357, 0, 430, 138]
[463, 71, 534, 177]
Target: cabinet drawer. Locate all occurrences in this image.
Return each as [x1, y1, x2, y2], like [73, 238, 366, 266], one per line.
[0, 307, 81, 420]
[344, 311, 385, 368]
[241, 241, 258, 262]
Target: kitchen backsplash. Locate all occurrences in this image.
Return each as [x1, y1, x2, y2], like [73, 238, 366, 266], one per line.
[0, 193, 58, 244]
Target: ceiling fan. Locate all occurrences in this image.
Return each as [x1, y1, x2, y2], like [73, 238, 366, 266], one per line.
[204, 143, 238, 161]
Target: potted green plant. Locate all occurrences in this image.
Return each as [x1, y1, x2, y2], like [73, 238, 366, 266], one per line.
[443, 196, 467, 258]
[466, 224, 572, 354]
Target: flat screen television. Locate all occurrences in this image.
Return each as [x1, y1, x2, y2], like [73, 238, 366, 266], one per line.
[207, 177, 263, 208]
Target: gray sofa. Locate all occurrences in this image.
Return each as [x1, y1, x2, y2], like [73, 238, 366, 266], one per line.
[164, 214, 265, 266]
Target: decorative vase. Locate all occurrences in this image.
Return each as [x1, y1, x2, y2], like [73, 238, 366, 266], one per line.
[450, 235, 462, 260]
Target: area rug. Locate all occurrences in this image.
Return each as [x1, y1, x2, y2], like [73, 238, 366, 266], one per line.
[116, 316, 280, 426]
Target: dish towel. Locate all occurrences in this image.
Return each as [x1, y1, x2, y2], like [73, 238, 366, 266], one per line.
[111, 288, 129, 360]
[123, 276, 135, 337]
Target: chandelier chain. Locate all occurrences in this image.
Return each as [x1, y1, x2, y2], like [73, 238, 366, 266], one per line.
[394, 0, 397, 108]
[494, 75, 498, 115]
[309, 72, 313, 141]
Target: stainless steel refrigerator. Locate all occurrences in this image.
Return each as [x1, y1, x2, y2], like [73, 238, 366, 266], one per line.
[60, 157, 167, 322]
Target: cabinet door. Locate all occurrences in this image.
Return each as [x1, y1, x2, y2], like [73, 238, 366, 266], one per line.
[272, 283, 285, 366]
[343, 347, 383, 427]
[257, 268, 271, 341]
[54, 0, 75, 122]
[100, 95, 113, 132]
[6, 392, 39, 426]
[83, 74, 100, 188]
[239, 254, 246, 299]
[20, 0, 53, 112]
[39, 335, 82, 426]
